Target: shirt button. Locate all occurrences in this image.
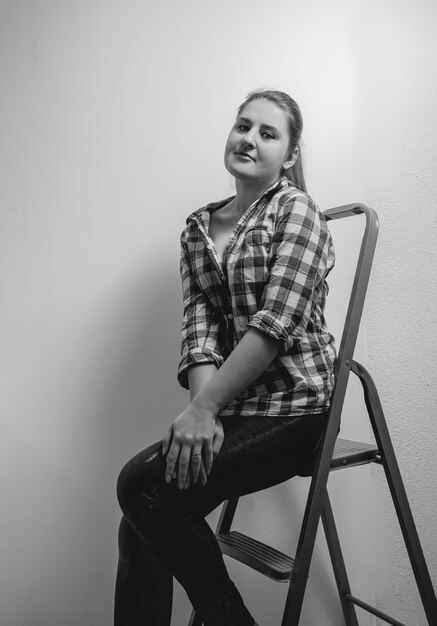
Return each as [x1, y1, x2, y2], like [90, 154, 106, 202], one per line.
[227, 313, 233, 320]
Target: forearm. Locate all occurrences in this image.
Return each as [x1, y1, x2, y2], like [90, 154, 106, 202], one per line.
[188, 364, 218, 401]
[191, 328, 281, 415]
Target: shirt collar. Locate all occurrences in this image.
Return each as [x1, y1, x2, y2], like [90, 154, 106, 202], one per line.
[186, 176, 293, 224]
[262, 175, 291, 198]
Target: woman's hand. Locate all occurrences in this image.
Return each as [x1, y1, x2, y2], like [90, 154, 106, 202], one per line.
[162, 406, 224, 489]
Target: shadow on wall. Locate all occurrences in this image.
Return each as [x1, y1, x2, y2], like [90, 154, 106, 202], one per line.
[100, 269, 187, 458]
[95, 263, 188, 495]
[48, 263, 189, 624]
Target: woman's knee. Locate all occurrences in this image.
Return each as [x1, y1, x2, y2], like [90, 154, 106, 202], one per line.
[116, 442, 164, 514]
[116, 458, 136, 513]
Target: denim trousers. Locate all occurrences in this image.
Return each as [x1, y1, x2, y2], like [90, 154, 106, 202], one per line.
[115, 411, 327, 626]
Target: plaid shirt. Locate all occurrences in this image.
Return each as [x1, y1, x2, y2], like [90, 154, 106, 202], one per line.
[178, 177, 336, 417]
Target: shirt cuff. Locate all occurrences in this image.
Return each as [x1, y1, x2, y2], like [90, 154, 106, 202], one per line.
[247, 310, 293, 348]
[177, 349, 224, 389]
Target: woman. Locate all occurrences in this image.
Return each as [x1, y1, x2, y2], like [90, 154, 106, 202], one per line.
[115, 89, 336, 626]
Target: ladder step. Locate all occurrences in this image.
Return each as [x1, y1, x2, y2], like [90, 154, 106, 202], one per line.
[217, 531, 294, 582]
[331, 438, 379, 469]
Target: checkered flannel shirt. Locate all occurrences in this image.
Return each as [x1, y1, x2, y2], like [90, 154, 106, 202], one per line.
[178, 177, 336, 417]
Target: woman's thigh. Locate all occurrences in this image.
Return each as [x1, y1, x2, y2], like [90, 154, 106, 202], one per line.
[117, 412, 327, 519]
[207, 412, 326, 499]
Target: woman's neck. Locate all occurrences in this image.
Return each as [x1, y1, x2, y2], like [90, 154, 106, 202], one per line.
[233, 178, 276, 215]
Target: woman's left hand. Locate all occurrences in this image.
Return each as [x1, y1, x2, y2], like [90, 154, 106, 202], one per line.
[162, 405, 224, 489]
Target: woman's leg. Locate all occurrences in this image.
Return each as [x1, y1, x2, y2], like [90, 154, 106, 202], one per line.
[115, 412, 326, 626]
[114, 516, 173, 625]
[116, 441, 251, 626]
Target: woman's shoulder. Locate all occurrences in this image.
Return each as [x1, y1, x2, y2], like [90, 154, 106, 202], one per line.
[271, 184, 321, 219]
[267, 184, 330, 240]
[185, 196, 234, 224]
[180, 196, 234, 243]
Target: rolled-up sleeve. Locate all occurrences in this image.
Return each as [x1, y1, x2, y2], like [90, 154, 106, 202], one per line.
[177, 238, 224, 389]
[247, 195, 332, 351]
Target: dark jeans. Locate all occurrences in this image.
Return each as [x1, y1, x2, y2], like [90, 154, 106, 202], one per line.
[115, 412, 327, 626]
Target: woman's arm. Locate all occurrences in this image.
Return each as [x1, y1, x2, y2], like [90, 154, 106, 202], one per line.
[191, 328, 280, 415]
[178, 236, 224, 389]
[188, 364, 217, 402]
[163, 328, 280, 488]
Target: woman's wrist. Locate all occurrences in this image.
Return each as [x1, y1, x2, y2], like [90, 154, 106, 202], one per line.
[190, 390, 219, 418]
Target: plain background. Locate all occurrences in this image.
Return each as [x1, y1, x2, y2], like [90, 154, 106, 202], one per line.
[1, 1, 436, 624]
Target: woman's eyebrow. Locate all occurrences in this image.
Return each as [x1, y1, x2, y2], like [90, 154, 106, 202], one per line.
[260, 123, 280, 134]
[237, 117, 280, 134]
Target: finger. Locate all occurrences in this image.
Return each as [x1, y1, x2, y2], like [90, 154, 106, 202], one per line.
[212, 425, 225, 461]
[200, 461, 208, 486]
[190, 449, 203, 484]
[162, 427, 172, 456]
[204, 439, 214, 475]
[177, 444, 192, 489]
[165, 441, 180, 483]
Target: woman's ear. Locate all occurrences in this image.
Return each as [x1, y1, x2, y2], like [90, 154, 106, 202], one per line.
[283, 146, 299, 170]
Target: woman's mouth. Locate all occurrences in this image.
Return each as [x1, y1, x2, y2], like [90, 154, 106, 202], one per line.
[235, 151, 255, 161]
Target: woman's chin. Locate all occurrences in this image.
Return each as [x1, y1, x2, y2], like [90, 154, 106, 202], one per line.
[225, 163, 259, 183]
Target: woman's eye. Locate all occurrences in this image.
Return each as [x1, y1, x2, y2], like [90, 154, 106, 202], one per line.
[262, 132, 274, 139]
[238, 125, 249, 131]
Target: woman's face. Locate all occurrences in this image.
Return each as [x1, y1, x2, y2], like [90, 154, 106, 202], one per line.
[224, 98, 294, 188]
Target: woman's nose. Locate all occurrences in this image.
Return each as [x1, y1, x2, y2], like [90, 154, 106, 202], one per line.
[241, 131, 255, 148]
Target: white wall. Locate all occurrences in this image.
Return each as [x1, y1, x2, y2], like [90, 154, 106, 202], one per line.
[353, 1, 437, 623]
[1, 1, 435, 625]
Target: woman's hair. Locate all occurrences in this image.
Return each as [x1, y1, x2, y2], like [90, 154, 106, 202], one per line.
[237, 89, 307, 193]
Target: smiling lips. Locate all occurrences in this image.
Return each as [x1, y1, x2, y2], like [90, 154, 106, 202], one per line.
[235, 151, 255, 161]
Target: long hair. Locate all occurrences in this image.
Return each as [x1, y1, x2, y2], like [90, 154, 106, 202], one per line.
[237, 89, 307, 193]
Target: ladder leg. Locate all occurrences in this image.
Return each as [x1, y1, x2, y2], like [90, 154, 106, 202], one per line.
[215, 497, 239, 534]
[280, 480, 325, 625]
[352, 361, 437, 625]
[281, 427, 338, 626]
[322, 490, 359, 626]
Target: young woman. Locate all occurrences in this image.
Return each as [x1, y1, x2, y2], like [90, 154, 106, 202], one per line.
[115, 90, 336, 626]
